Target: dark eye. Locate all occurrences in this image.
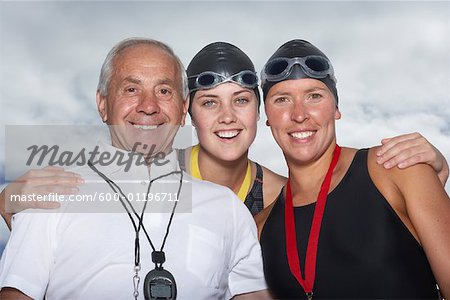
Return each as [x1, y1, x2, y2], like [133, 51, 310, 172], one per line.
[308, 93, 323, 101]
[274, 97, 288, 104]
[125, 87, 137, 93]
[156, 86, 173, 99]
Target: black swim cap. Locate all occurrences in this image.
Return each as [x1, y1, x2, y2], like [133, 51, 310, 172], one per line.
[261, 39, 338, 105]
[187, 42, 260, 115]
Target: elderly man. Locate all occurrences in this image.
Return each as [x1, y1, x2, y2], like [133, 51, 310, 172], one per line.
[0, 38, 269, 299]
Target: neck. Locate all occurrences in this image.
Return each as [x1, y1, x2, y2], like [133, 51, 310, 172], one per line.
[286, 143, 337, 205]
[196, 146, 250, 194]
[110, 140, 173, 165]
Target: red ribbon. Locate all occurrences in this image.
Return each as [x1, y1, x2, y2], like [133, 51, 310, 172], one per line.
[285, 145, 341, 298]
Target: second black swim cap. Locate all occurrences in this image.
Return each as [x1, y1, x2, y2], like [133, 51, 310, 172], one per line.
[187, 42, 260, 114]
[261, 39, 338, 105]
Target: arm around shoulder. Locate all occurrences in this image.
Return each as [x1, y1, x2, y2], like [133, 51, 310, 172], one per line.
[233, 289, 273, 299]
[0, 287, 33, 300]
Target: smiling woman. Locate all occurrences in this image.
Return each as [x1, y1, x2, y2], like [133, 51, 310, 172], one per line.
[256, 39, 450, 300]
[179, 42, 286, 214]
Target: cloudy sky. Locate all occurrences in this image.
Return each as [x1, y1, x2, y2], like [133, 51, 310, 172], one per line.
[1, 1, 449, 252]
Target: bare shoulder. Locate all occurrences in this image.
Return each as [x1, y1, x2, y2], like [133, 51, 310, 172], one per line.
[367, 146, 406, 209]
[368, 149, 450, 296]
[258, 165, 286, 208]
[367, 145, 446, 241]
[254, 199, 278, 240]
[367, 146, 438, 188]
[367, 146, 398, 183]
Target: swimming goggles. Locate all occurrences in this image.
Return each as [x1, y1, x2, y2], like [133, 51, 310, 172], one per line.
[261, 55, 337, 85]
[188, 70, 258, 92]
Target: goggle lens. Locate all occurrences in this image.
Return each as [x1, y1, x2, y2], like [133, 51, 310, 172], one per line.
[305, 57, 329, 72]
[239, 72, 258, 86]
[197, 73, 217, 87]
[266, 60, 289, 76]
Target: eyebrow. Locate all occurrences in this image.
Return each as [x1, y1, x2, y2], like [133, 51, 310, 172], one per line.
[232, 89, 253, 96]
[270, 86, 327, 97]
[156, 78, 176, 86]
[197, 93, 219, 99]
[268, 90, 289, 97]
[304, 87, 328, 93]
[197, 88, 252, 99]
[121, 77, 176, 86]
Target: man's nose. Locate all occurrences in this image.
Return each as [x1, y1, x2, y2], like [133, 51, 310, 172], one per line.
[136, 93, 161, 115]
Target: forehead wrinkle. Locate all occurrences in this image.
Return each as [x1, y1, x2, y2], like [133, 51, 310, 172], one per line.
[121, 76, 143, 85]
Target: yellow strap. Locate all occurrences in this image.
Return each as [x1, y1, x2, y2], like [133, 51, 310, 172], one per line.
[190, 144, 252, 202]
[190, 144, 203, 180]
[236, 161, 252, 202]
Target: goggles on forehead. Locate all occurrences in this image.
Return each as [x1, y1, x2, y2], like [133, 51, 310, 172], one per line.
[188, 70, 258, 92]
[261, 55, 337, 85]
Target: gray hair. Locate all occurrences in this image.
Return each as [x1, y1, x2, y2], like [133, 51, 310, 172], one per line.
[97, 37, 189, 100]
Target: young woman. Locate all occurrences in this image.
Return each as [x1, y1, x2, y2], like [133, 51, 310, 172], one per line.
[0, 42, 448, 226]
[256, 39, 449, 299]
[179, 42, 286, 215]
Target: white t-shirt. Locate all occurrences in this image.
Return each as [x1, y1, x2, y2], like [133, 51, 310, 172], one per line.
[0, 145, 266, 299]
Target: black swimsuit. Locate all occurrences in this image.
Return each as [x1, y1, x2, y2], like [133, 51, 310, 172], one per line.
[260, 149, 438, 299]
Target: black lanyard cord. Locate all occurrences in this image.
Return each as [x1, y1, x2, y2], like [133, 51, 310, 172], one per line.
[87, 161, 183, 269]
[137, 171, 183, 243]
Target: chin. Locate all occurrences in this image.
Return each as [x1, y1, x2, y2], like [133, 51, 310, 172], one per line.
[285, 147, 314, 162]
[218, 150, 247, 163]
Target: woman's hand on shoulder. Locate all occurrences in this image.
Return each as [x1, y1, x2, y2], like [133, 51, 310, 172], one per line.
[376, 132, 449, 186]
[1, 166, 83, 229]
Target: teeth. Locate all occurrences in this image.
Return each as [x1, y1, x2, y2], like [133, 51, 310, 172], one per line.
[133, 125, 158, 130]
[290, 131, 314, 139]
[216, 130, 240, 138]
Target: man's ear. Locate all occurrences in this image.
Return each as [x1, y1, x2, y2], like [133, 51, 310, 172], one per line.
[96, 92, 108, 123]
[180, 95, 190, 127]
